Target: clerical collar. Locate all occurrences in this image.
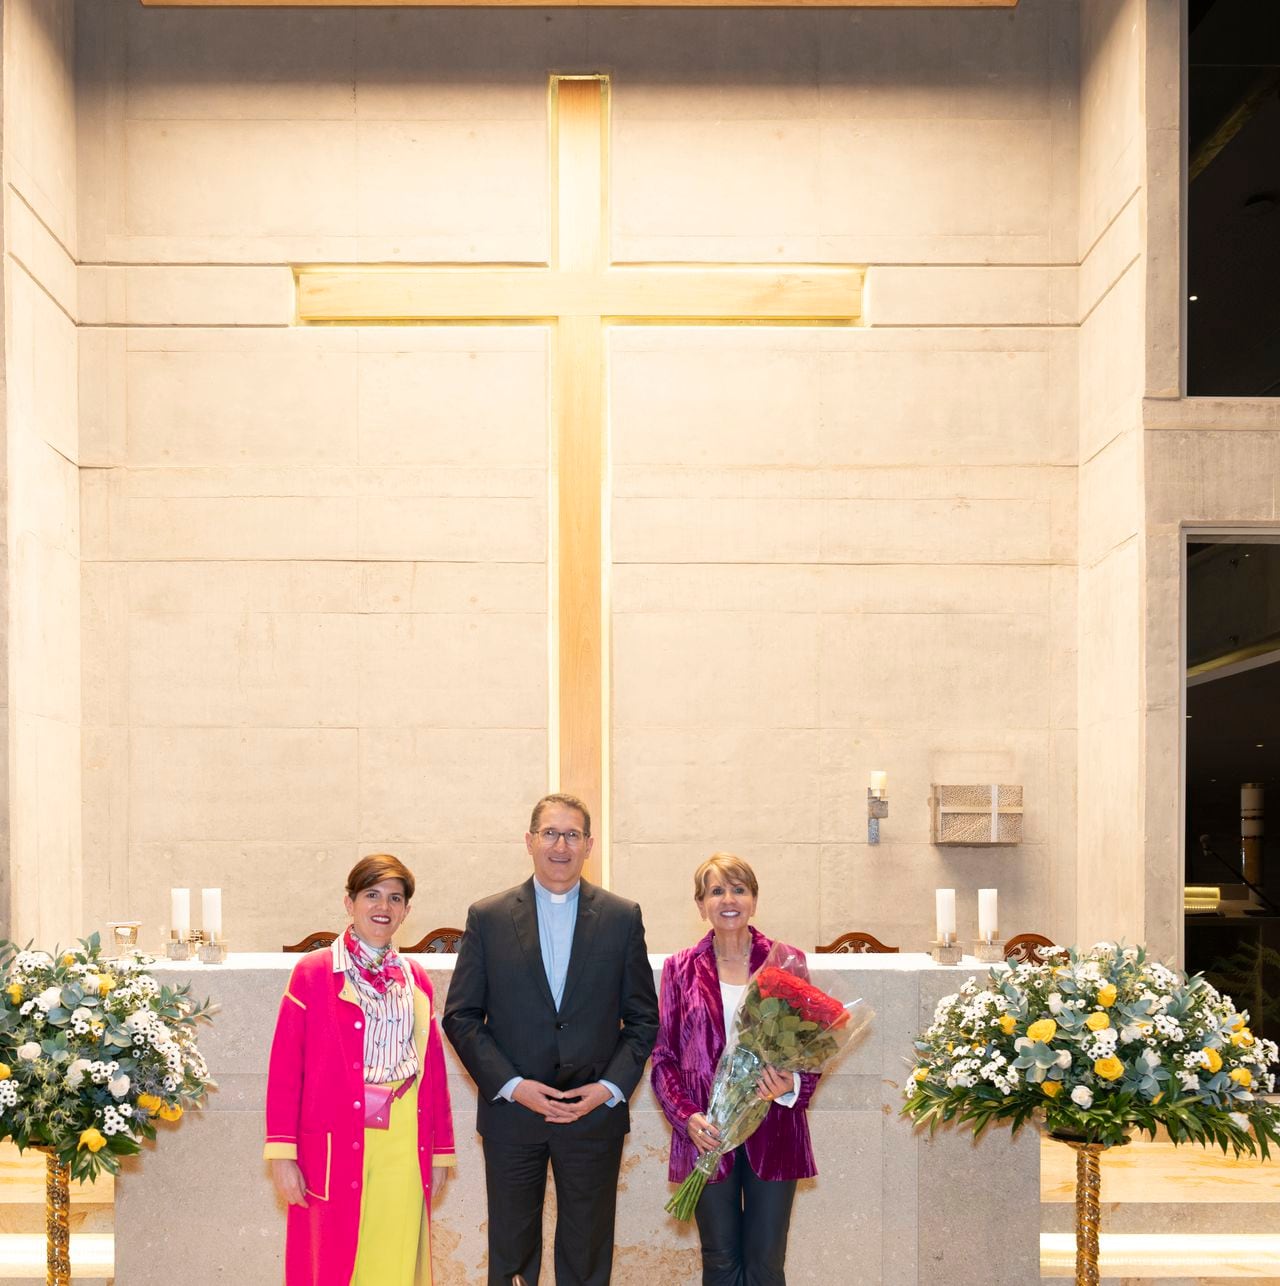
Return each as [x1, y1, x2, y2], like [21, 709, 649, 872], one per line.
[533, 878, 580, 905]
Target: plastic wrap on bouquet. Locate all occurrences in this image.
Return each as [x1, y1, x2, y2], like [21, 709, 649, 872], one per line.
[664, 942, 875, 1221]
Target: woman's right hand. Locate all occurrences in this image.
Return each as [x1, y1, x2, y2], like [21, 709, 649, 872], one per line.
[270, 1158, 309, 1208]
[686, 1112, 722, 1155]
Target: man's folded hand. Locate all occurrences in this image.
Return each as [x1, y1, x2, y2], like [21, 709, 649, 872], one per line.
[511, 1078, 578, 1122]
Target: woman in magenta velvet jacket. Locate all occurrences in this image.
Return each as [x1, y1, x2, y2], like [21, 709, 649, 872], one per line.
[651, 854, 818, 1286]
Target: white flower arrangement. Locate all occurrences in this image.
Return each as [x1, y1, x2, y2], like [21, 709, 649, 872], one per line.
[902, 942, 1280, 1154]
[0, 934, 215, 1180]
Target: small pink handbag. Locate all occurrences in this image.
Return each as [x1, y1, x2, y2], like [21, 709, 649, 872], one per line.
[364, 1074, 417, 1129]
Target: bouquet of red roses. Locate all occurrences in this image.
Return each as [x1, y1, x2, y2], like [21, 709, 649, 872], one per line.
[664, 943, 873, 1220]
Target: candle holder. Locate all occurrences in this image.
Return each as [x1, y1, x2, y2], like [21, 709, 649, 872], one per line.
[930, 936, 963, 965]
[973, 936, 1004, 964]
[165, 930, 200, 961]
[197, 936, 228, 965]
[106, 921, 141, 955]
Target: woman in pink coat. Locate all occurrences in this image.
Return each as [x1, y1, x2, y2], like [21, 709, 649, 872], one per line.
[264, 854, 456, 1286]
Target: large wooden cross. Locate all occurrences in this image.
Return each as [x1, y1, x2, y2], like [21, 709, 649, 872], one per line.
[297, 75, 862, 883]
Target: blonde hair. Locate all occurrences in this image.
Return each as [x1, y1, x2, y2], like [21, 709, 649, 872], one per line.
[693, 852, 759, 902]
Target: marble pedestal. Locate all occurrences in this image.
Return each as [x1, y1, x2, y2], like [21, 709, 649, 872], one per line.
[115, 954, 1038, 1285]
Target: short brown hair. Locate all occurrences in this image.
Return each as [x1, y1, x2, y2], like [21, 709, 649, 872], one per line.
[693, 853, 759, 902]
[346, 853, 415, 903]
[529, 793, 592, 838]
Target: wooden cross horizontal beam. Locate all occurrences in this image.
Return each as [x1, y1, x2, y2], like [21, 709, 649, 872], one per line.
[297, 267, 862, 325]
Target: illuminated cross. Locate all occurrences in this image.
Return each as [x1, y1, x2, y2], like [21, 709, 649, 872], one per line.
[297, 75, 862, 884]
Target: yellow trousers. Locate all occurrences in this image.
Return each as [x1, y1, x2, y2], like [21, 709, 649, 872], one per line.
[350, 1079, 431, 1286]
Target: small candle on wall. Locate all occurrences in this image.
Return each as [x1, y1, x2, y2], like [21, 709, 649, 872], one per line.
[978, 888, 998, 943]
[202, 888, 223, 940]
[935, 888, 956, 943]
[171, 888, 190, 936]
[869, 770, 888, 798]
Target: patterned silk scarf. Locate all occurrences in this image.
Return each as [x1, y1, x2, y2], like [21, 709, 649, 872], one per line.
[343, 927, 406, 995]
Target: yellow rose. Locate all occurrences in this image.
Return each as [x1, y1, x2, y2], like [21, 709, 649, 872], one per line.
[911, 1067, 928, 1083]
[0, 1063, 10, 1081]
[1041, 1080, 1062, 1098]
[1026, 1019, 1057, 1044]
[1230, 1068, 1253, 1088]
[1093, 1056, 1125, 1081]
[78, 1128, 106, 1153]
[1232, 1015, 1247, 1032]
[1230, 1029, 1254, 1047]
[1201, 1047, 1223, 1074]
[1096, 983, 1117, 1008]
[5, 983, 23, 1006]
[157, 1103, 184, 1123]
[137, 1094, 163, 1114]
[1084, 1011, 1111, 1032]
[97, 974, 114, 995]
[61, 953, 76, 967]
[998, 1014, 1017, 1035]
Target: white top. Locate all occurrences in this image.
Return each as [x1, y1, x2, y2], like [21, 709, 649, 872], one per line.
[719, 980, 746, 1042]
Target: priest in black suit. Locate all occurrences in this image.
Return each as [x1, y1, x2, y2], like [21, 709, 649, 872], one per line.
[442, 793, 659, 1286]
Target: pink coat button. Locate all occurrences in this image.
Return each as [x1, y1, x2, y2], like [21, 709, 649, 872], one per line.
[354, 1020, 362, 1030]
[354, 1101, 361, 1110]
[351, 1181, 359, 1190]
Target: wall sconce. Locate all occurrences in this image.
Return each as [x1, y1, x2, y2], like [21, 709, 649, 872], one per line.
[867, 771, 888, 844]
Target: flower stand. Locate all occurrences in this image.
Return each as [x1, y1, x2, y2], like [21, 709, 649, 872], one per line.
[36, 1146, 71, 1286]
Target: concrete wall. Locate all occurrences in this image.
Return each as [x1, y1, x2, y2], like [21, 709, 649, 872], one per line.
[0, 1, 6, 940]
[72, 0, 1085, 956]
[2, 0, 81, 944]
[1074, 0, 1148, 948]
[606, 2, 1081, 953]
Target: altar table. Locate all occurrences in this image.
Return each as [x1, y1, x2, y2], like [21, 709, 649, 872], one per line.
[115, 955, 1038, 1284]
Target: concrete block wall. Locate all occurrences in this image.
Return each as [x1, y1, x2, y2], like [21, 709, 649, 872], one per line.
[2, 0, 82, 945]
[70, 0, 1086, 955]
[1074, 0, 1148, 950]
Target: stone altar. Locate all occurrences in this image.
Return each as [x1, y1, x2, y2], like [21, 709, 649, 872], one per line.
[115, 954, 1038, 1284]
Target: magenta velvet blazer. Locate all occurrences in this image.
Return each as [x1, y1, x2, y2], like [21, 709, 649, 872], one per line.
[651, 927, 819, 1184]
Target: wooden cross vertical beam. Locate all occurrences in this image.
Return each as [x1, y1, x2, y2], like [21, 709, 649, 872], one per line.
[551, 77, 609, 879]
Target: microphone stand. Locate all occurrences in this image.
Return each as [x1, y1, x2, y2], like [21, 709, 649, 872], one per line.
[1197, 834, 1280, 916]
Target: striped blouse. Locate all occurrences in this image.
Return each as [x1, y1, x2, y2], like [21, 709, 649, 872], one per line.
[331, 935, 418, 1084]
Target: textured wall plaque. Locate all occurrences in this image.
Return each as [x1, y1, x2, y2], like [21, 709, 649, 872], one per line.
[931, 784, 1023, 846]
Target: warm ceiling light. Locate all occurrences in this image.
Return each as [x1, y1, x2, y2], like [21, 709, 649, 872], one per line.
[1188, 294, 1199, 301]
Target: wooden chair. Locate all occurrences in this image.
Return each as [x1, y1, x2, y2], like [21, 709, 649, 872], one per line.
[282, 931, 338, 953]
[1003, 932, 1067, 965]
[405, 927, 464, 953]
[816, 931, 899, 954]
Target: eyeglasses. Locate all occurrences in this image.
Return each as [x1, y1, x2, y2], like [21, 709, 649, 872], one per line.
[537, 827, 586, 847]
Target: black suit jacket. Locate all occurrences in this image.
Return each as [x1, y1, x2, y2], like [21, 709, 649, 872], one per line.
[442, 877, 659, 1143]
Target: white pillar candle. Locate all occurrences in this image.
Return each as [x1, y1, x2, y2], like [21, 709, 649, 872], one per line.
[171, 888, 190, 936]
[978, 888, 998, 942]
[869, 770, 888, 797]
[935, 888, 956, 943]
[202, 888, 222, 940]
